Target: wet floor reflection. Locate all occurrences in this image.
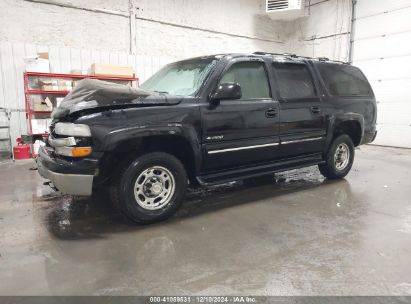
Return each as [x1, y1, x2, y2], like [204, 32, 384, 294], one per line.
[3, 146, 411, 295]
[43, 166, 348, 240]
[35, 166, 367, 295]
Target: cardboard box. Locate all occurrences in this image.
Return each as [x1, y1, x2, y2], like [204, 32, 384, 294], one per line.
[44, 97, 53, 108]
[39, 79, 59, 91]
[34, 104, 51, 111]
[39, 79, 57, 84]
[57, 80, 72, 86]
[90, 63, 134, 78]
[33, 97, 53, 112]
[38, 52, 49, 60]
[41, 85, 59, 91]
[70, 69, 88, 75]
[24, 53, 50, 73]
[58, 85, 72, 91]
[31, 96, 43, 105]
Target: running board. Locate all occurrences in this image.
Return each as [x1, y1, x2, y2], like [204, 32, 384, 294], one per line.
[197, 153, 324, 186]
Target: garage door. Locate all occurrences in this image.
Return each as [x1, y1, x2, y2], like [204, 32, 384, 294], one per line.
[352, 0, 411, 148]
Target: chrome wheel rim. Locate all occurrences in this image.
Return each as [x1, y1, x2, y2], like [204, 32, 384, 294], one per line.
[334, 143, 350, 171]
[134, 166, 175, 210]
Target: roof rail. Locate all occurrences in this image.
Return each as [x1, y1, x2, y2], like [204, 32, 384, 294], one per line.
[253, 51, 297, 57]
[316, 57, 350, 64]
[253, 51, 350, 64]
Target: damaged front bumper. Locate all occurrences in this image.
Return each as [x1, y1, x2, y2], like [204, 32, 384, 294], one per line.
[37, 146, 98, 196]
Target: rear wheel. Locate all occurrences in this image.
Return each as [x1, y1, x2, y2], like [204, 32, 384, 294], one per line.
[111, 152, 187, 224]
[319, 134, 354, 179]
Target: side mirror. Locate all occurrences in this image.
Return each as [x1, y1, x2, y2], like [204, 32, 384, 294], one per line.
[210, 83, 242, 102]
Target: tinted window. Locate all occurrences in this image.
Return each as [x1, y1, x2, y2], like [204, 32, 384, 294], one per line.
[273, 62, 316, 99]
[220, 61, 270, 99]
[317, 63, 372, 97]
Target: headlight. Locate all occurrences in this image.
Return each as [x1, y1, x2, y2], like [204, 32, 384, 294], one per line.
[53, 122, 92, 157]
[55, 122, 91, 137]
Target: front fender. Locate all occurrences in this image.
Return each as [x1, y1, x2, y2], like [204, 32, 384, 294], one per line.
[101, 123, 202, 173]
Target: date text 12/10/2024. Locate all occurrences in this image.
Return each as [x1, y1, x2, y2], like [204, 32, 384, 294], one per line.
[149, 296, 257, 303]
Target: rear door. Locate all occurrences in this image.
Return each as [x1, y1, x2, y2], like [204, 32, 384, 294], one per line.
[272, 61, 327, 158]
[201, 58, 280, 172]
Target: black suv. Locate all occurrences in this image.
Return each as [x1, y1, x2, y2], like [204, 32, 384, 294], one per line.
[37, 52, 377, 223]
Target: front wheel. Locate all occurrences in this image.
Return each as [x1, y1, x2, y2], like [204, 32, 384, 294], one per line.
[111, 152, 187, 224]
[319, 134, 355, 179]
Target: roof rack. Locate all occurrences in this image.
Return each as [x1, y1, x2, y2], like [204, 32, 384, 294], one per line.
[252, 52, 350, 64]
[253, 51, 299, 58]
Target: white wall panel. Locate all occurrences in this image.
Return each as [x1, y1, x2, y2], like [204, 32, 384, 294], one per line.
[0, 41, 175, 153]
[0, 0, 286, 57]
[376, 103, 411, 126]
[372, 125, 411, 148]
[135, 0, 284, 43]
[353, 2, 411, 147]
[355, 7, 411, 40]
[0, 0, 130, 52]
[356, 56, 411, 81]
[354, 32, 411, 61]
[370, 79, 411, 103]
[285, 0, 352, 62]
[356, 0, 411, 18]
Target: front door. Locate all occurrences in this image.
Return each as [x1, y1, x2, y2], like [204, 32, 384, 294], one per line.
[271, 61, 327, 158]
[201, 59, 280, 172]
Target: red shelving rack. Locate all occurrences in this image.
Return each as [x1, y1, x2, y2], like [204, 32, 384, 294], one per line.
[24, 72, 139, 157]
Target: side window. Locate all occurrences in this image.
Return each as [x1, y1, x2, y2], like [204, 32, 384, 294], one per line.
[220, 61, 271, 99]
[273, 62, 316, 99]
[317, 63, 372, 97]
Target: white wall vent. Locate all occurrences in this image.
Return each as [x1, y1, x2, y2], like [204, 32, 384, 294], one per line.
[266, 0, 305, 20]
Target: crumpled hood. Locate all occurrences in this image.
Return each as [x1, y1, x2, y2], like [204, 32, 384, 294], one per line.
[51, 78, 182, 119]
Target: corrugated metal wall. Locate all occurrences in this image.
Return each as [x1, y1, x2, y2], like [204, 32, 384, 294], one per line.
[0, 41, 176, 154]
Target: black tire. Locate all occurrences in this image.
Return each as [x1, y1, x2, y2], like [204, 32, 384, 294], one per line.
[319, 134, 355, 179]
[111, 152, 187, 224]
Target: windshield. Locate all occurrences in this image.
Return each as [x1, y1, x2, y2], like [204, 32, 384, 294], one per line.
[140, 58, 217, 96]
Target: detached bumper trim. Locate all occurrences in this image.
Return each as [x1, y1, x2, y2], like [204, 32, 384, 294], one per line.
[38, 165, 93, 196]
[37, 147, 94, 196]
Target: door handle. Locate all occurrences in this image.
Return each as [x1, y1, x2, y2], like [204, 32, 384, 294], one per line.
[310, 106, 321, 114]
[265, 108, 278, 118]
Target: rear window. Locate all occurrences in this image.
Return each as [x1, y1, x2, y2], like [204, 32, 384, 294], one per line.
[272, 62, 316, 99]
[317, 63, 372, 97]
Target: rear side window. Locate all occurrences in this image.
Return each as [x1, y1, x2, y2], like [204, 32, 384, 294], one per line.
[272, 62, 316, 99]
[317, 63, 372, 97]
[220, 61, 271, 99]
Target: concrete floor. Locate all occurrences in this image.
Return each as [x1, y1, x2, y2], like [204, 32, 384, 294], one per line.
[0, 145, 411, 296]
